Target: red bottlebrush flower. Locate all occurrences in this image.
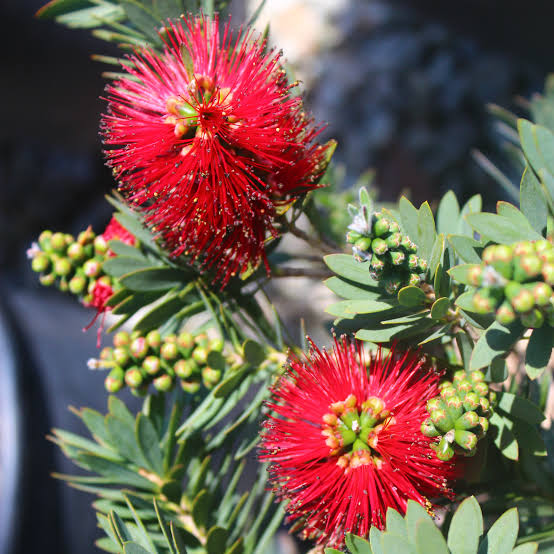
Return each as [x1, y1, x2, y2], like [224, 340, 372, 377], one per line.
[260, 338, 457, 548]
[101, 14, 328, 286]
[102, 216, 136, 248]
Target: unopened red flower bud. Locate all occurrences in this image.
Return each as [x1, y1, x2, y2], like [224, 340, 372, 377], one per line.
[346, 230, 362, 244]
[181, 380, 201, 394]
[371, 238, 388, 256]
[373, 218, 390, 237]
[38, 230, 53, 250]
[542, 263, 554, 286]
[354, 237, 372, 251]
[513, 254, 542, 282]
[421, 418, 440, 437]
[389, 251, 405, 266]
[83, 259, 101, 278]
[105, 367, 125, 392]
[77, 227, 95, 245]
[202, 366, 221, 388]
[174, 359, 198, 379]
[532, 282, 552, 307]
[160, 341, 178, 360]
[496, 301, 516, 325]
[67, 242, 85, 261]
[454, 411, 479, 430]
[94, 235, 108, 255]
[385, 232, 402, 249]
[54, 257, 72, 277]
[513, 241, 535, 257]
[192, 346, 208, 365]
[50, 232, 67, 252]
[454, 429, 477, 451]
[408, 273, 420, 286]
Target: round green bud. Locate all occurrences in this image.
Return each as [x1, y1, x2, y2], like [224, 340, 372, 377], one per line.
[426, 397, 444, 413]
[542, 263, 554, 286]
[181, 380, 201, 394]
[125, 368, 144, 388]
[417, 259, 428, 273]
[53, 257, 72, 277]
[177, 331, 194, 350]
[506, 283, 534, 313]
[478, 416, 489, 435]
[467, 265, 483, 286]
[538, 249, 554, 264]
[534, 239, 552, 253]
[39, 273, 56, 287]
[83, 259, 101, 278]
[371, 256, 386, 272]
[408, 273, 420, 286]
[496, 301, 516, 325]
[202, 367, 222, 388]
[38, 230, 53, 250]
[456, 379, 473, 394]
[445, 395, 463, 421]
[113, 347, 130, 367]
[373, 218, 390, 237]
[421, 418, 441, 437]
[105, 368, 125, 393]
[50, 232, 67, 252]
[440, 385, 457, 399]
[31, 254, 50, 273]
[479, 397, 491, 416]
[192, 346, 208, 365]
[435, 438, 455, 461]
[354, 237, 372, 251]
[69, 275, 87, 295]
[194, 333, 209, 347]
[160, 342, 178, 360]
[130, 337, 148, 359]
[532, 282, 553, 307]
[521, 308, 545, 329]
[77, 227, 95, 245]
[482, 245, 496, 265]
[100, 346, 114, 361]
[67, 242, 85, 261]
[94, 236, 108, 255]
[346, 230, 362, 244]
[514, 254, 542, 282]
[58, 277, 69, 292]
[174, 359, 198, 379]
[454, 429, 478, 451]
[208, 338, 224, 352]
[389, 251, 405, 266]
[153, 374, 173, 392]
[388, 221, 400, 234]
[143, 356, 161, 375]
[472, 290, 499, 313]
[453, 370, 466, 384]
[407, 254, 419, 270]
[385, 232, 402, 249]
[469, 370, 485, 383]
[384, 278, 402, 295]
[145, 330, 162, 349]
[454, 411, 479, 430]
[113, 331, 130, 348]
[371, 238, 388, 256]
[488, 390, 497, 405]
[473, 381, 489, 397]
[430, 408, 454, 433]
[513, 241, 535, 257]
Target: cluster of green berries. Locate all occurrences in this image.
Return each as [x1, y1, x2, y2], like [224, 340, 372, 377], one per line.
[28, 228, 117, 306]
[347, 211, 428, 294]
[468, 240, 554, 328]
[89, 329, 226, 394]
[421, 370, 495, 461]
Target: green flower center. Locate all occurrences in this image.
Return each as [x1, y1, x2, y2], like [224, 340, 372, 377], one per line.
[321, 394, 393, 473]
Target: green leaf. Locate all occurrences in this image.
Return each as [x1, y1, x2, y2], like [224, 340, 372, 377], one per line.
[81, 408, 112, 445]
[325, 549, 344, 554]
[114, 213, 157, 250]
[324, 276, 381, 300]
[192, 489, 211, 530]
[469, 320, 524, 371]
[525, 326, 554, 380]
[112, 290, 166, 315]
[511, 543, 538, 554]
[242, 339, 266, 366]
[120, 0, 161, 43]
[326, 299, 398, 317]
[430, 297, 450, 320]
[437, 190, 461, 236]
[57, 4, 125, 28]
[496, 392, 545, 425]
[382, 534, 416, 554]
[136, 413, 163, 475]
[119, 267, 187, 291]
[103, 256, 156, 278]
[108, 239, 146, 259]
[399, 196, 420, 244]
[386, 507, 407, 537]
[356, 324, 419, 343]
[417, 201, 437, 263]
[37, 0, 92, 19]
[415, 519, 449, 554]
[207, 526, 229, 554]
[520, 167, 548, 235]
[153, 0, 181, 20]
[324, 254, 377, 287]
[486, 358, 508, 383]
[519, 119, 544, 174]
[133, 294, 185, 332]
[108, 396, 135, 428]
[448, 235, 483, 264]
[508, 418, 547, 457]
[490, 412, 519, 460]
[106, 415, 147, 468]
[345, 533, 372, 554]
[418, 324, 451, 345]
[447, 496, 483, 554]
[459, 194, 482, 237]
[448, 264, 481, 286]
[465, 213, 542, 243]
[122, 542, 152, 554]
[77, 454, 156, 489]
[397, 286, 427, 307]
[213, 367, 248, 399]
[105, 288, 134, 308]
[478, 507, 518, 554]
[428, 234, 445, 281]
[454, 291, 475, 312]
[534, 124, 554, 174]
[406, 500, 432, 544]
[370, 527, 384, 554]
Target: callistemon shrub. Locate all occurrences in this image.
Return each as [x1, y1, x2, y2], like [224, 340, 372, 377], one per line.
[102, 14, 328, 285]
[260, 337, 457, 548]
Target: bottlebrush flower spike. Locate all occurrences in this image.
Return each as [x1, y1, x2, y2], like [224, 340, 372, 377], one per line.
[260, 337, 457, 548]
[102, 14, 329, 287]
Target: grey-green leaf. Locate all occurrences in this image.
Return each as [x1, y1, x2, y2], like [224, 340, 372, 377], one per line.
[415, 519, 449, 554]
[469, 320, 524, 371]
[477, 507, 518, 554]
[447, 496, 483, 554]
[525, 325, 554, 380]
[136, 413, 164, 475]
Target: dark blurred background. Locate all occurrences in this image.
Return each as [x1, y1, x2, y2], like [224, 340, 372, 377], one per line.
[0, 0, 552, 552]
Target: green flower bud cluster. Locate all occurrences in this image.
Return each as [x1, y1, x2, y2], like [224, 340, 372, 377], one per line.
[29, 228, 117, 305]
[468, 240, 554, 328]
[89, 329, 226, 395]
[421, 370, 496, 461]
[346, 211, 428, 294]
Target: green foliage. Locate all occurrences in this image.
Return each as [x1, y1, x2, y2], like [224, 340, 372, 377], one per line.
[324, 498, 537, 554]
[52, 393, 281, 553]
